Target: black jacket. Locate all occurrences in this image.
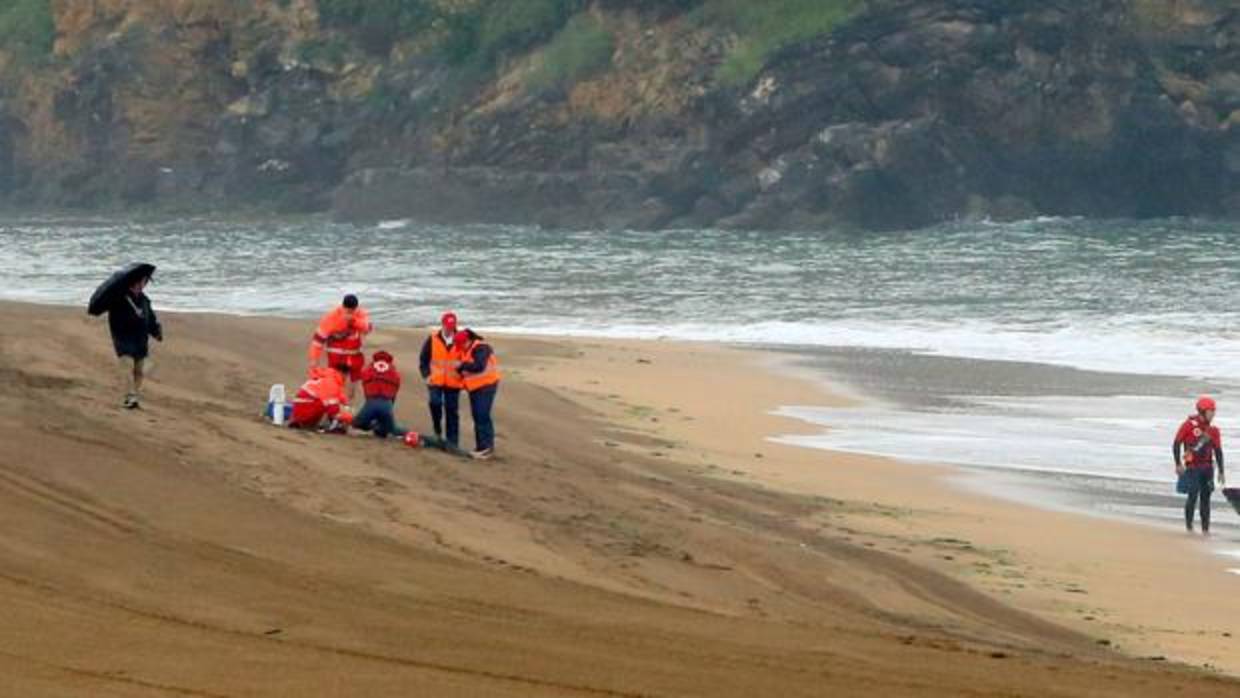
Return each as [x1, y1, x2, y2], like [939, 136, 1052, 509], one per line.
[108, 291, 162, 359]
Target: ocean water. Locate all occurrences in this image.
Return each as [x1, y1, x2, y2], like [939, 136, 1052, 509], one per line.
[0, 214, 1237, 492]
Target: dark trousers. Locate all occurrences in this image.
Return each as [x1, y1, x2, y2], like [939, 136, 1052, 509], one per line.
[468, 384, 498, 451]
[1184, 467, 1214, 530]
[354, 398, 406, 438]
[428, 386, 461, 446]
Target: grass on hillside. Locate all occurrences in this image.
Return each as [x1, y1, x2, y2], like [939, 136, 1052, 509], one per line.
[0, 0, 54, 64]
[526, 13, 614, 91]
[699, 0, 864, 87]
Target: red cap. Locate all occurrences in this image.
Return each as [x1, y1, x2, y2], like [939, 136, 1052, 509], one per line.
[1197, 396, 1217, 412]
[454, 330, 471, 348]
[372, 350, 393, 364]
[441, 312, 457, 330]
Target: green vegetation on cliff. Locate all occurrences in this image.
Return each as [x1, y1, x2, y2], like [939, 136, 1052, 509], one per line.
[527, 14, 614, 91]
[1, 0, 1234, 227]
[700, 0, 864, 85]
[317, 0, 435, 52]
[0, 0, 53, 63]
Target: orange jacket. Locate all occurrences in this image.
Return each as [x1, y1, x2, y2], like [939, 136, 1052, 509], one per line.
[309, 306, 372, 363]
[424, 332, 464, 389]
[295, 366, 349, 413]
[459, 342, 501, 392]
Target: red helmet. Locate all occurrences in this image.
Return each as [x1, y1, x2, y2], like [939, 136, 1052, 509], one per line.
[1197, 396, 1217, 413]
[337, 410, 354, 426]
[403, 431, 421, 448]
[454, 330, 472, 349]
[441, 312, 458, 330]
[372, 350, 393, 364]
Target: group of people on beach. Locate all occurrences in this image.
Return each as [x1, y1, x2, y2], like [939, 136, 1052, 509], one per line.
[103, 267, 1229, 515]
[291, 294, 500, 460]
[103, 272, 500, 460]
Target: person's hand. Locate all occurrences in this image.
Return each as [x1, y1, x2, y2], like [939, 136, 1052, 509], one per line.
[1175, 463, 1186, 476]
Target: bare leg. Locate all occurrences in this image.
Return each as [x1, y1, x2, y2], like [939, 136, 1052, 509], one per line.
[119, 357, 141, 407]
[133, 358, 145, 397]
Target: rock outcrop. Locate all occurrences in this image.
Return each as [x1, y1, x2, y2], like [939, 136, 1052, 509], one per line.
[0, 0, 1236, 229]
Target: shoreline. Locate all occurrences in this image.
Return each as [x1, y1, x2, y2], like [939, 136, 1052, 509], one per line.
[1, 300, 1238, 694]
[520, 331, 1240, 675]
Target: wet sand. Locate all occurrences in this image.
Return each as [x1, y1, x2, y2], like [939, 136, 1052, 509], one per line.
[0, 301, 1236, 696]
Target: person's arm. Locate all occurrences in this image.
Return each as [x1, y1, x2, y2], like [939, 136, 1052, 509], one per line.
[308, 334, 325, 365]
[458, 345, 491, 375]
[419, 337, 432, 379]
[1215, 446, 1224, 485]
[355, 309, 373, 335]
[1173, 421, 1189, 474]
[147, 299, 163, 342]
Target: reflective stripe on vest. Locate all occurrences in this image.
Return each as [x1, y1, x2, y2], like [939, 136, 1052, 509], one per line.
[462, 346, 501, 392]
[428, 332, 463, 389]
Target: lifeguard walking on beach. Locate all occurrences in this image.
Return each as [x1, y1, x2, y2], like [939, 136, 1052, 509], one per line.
[309, 294, 372, 402]
[1173, 396, 1225, 534]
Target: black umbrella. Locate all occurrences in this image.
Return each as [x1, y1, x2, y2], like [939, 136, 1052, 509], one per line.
[88, 262, 156, 316]
[1225, 487, 1240, 517]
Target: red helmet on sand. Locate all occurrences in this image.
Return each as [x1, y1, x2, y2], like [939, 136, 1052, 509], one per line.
[404, 432, 421, 448]
[337, 410, 354, 426]
[441, 312, 458, 331]
[1197, 396, 1217, 413]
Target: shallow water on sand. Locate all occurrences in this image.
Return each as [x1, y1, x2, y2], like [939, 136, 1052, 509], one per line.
[771, 347, 1238, 535]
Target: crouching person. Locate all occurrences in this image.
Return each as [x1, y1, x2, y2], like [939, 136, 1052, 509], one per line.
[289, 367, 352, 432]
[354, 351, 407, 439]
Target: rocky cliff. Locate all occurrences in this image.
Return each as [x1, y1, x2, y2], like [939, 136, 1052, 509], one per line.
[0, 0, 1236, 230]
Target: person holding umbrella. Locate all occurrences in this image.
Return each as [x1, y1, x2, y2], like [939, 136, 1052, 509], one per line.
[88, 263, 162, 409]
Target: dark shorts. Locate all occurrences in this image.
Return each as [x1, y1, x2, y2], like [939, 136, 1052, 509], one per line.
[113, 337, 150, 360]
[1185, 467, 1215, 495]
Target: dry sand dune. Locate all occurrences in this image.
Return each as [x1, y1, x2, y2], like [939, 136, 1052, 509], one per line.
[0, 302, 1235, 696]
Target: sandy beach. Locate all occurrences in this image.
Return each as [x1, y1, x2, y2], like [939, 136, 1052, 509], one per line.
[0, 300, 1237, 697]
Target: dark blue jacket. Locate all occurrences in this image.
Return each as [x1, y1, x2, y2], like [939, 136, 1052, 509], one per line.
[457, 343, 494, 377]
[108, 291, 161, 359]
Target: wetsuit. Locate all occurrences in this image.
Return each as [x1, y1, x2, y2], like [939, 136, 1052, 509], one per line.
[1173, 416, 1224, 531]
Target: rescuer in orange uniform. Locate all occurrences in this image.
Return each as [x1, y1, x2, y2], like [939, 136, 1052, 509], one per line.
[288, 366, 352, 432]
[419, 312, 463, 448]
[455, 328, 501, 460]
[309, 294, 372, 403]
